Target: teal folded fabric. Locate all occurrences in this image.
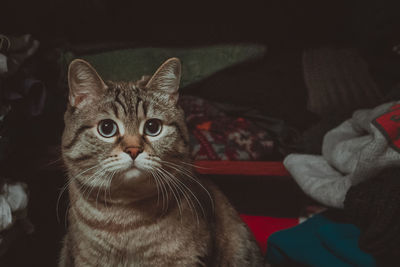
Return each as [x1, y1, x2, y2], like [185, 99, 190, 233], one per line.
[266, 214, 376, 267]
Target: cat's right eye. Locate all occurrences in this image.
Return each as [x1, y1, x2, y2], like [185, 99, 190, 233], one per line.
[98, 119, 118, 138]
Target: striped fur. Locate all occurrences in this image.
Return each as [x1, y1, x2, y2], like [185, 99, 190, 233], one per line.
[60, 58, 264, 266]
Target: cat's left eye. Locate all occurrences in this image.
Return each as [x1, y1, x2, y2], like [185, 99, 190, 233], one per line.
[98, 119, 118, 138]
[144, 119, 162, 136]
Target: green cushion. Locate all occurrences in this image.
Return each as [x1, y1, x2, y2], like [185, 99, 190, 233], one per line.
[60, 44, 266, 87]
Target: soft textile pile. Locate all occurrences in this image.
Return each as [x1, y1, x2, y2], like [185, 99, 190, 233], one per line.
[284, 101, 400, 208]
[280, 101, 400, 266]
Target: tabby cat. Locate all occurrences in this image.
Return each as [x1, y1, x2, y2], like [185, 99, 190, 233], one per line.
[59, 58, 265, 266]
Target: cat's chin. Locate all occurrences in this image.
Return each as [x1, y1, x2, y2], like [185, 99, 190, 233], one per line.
[124, 168, 142, 179]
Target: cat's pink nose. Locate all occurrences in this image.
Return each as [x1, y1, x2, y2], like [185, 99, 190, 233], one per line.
[124, 147, 142, 160]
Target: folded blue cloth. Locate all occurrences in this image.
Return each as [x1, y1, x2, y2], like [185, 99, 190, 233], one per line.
[266, 214, 376, 267]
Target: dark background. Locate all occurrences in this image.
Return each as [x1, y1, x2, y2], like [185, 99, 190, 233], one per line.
[2, 0, 399, 48]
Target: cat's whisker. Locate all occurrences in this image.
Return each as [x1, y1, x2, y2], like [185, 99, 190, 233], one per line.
[75, 163, 104, 178]
[95, 178, 107, 209]
[64, 203, 70, 229]
[167, 163, 214, 207]
[57, 167, 98, 223]
[157, 173, 169, 214]
[171, 176, 200, 226]
[158, 167, 201, 225]
[156, 169, 170, 213]
[156, 168, 196, 224]
[107, 171, 116, 203]
[149, 170, 161, 206]
[156, 168, 192, 220]
[154, 171, 167, 212]
[154, 170, 182, 221]
[168, 174, 184, 218]
[56, 178, 71, 223]
[56, 163, 104, 222]
[102, 172, 111, 208]
[160, 166, 206, 220]
[179, 160, 212, 170]
[160, 161, 214, 212]
[106, 171, 116, 205]
[76, 174, 104, 203]
[84, 168, 107, 201]
[40, 156, 64, 170]
[78, 178, 93, 201]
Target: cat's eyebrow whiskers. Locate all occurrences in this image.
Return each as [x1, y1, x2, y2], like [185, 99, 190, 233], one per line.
[110, 102, 120, 119]
[136, 98, 146, 121]
[115, 88, 128, 116]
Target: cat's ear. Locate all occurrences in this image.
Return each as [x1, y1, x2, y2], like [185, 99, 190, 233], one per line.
[68, 59, 107, 108]
[146, 58, 181, 103]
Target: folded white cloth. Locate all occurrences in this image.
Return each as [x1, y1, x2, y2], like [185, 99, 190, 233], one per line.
[284, 101, 400, 208]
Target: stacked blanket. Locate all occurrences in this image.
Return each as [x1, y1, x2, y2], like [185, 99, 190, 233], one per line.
[284, 101, 400, 208]
[282, 101, 400, 266]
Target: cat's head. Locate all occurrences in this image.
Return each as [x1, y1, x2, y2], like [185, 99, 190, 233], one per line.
[62, 58, 190, 199]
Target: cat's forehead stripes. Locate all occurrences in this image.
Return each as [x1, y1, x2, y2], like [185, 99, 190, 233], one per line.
[114, 88, 128, 116]
[105, 81, 176, 125]
[105, 82, 141, 118]
[104, 82, 160, 139]
[136, 98, 146, 120]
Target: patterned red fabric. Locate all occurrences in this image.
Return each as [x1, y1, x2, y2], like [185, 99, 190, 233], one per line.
[373, 103, 400, 152]
[180, 96, 275, 160]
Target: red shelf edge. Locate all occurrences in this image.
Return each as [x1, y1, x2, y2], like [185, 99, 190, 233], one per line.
[194, 161, 289, 176]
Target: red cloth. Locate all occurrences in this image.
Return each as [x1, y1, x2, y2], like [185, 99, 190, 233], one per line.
[373, 103, 400, 152]
[240, 214, 298, 253]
